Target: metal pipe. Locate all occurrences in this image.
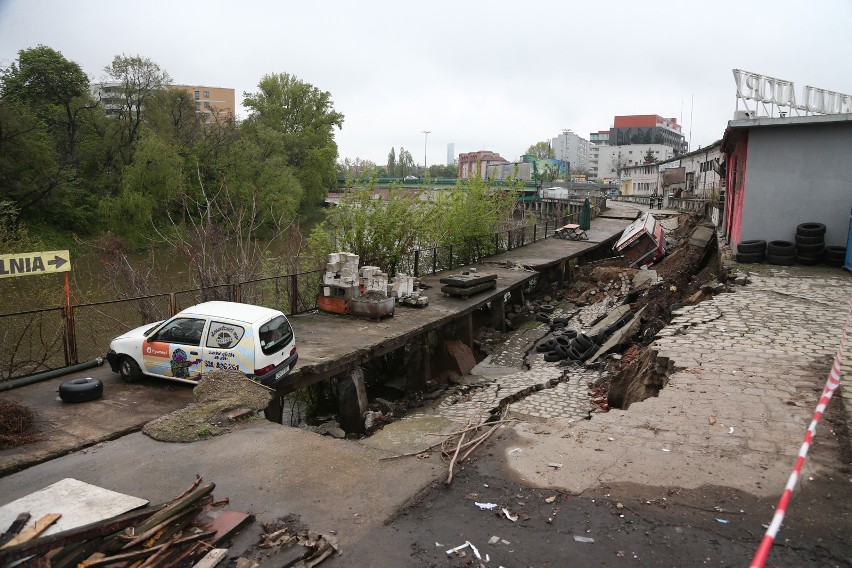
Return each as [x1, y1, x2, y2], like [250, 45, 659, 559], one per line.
[0, 358, 104, 392]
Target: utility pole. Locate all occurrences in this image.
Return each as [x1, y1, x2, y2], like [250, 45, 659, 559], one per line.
[422, 130, 430, 179]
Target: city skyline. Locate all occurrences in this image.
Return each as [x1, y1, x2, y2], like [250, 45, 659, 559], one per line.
[2, 0, 850, 166]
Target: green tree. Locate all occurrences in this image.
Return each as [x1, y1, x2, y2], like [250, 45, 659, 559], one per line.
[526, 141, 554, 159]
[643, 148, 656, 164]
[243, 73, 344, 208]
[387, 147, 396, 178]
[308, 183, 429, 271]
[2, 45, 92, 160]
[102, 54, 172, 165]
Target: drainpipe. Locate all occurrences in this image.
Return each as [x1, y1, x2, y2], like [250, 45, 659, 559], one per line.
[0, 358, 104, 392]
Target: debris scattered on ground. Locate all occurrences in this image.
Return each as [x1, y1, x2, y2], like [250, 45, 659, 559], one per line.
[475, 503, 497, 510]
[379, 407, 513, 485]
[238, 513, 340, 567]
[0, 476, 252, 567]
[0, 399, 44, 449]
[143, 370, 272, 443]
[573, 535, 595, 543]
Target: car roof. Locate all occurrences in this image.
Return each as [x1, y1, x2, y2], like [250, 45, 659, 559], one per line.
[177, 301, 284, 324]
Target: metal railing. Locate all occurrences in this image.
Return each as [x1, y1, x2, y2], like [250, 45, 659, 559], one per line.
[0, 208, 601, 381]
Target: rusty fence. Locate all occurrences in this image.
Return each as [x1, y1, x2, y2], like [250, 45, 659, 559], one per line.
[0, 209, 596, 381]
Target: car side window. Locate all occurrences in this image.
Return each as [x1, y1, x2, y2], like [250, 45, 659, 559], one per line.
[153, 318, 206, 346]
[206, 321, 245, 349]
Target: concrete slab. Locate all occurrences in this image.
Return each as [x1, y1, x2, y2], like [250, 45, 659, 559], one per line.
[0, 478, 148, 536]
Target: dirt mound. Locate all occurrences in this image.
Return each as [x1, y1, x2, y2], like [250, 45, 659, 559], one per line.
[143, 370, 273, 442]
[0, 399, 43, 449]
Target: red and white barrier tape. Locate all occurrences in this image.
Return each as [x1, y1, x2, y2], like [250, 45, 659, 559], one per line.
[749, 293, 851, 568]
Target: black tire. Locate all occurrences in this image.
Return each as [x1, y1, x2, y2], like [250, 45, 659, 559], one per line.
[536, 342, 549, 353]
[824, 246, 846, 260]
[796, 222, 826, 237]
[766, 253, 796, 266]
[795, 242, 824, 255]
[796, 255, 821, 266]
[795, 234, 823, 245]
[540, 305, 555, 313]
[543, 351, 562, 362]
[555, 336, 572, 347]
[552, 317, 570, 325]
[736, 251, 765, 264]
[118, 356, 142, 383]
[767, 240, 795, 256]
[580, 344, 599, 362]
[59, 377, 103, 403]
[536, 312, 551, 324]
[566, 347, 583, 361]
[595, 327, 609, 344]
[573, 333, 595, 350]
[823, 257, 844, 267]
[561, 329, 578, 339]
[737, 240, 766, 254]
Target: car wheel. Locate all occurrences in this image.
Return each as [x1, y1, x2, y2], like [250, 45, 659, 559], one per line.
[118, 356, 142, 383]
[59, 377, 103, 403]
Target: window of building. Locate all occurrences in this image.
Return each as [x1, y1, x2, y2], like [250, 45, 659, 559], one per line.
[195, 102, 200, 110]
[203, 101, 210, 108]
[194, 91, 200, 100]
[204, 91, 209, 98]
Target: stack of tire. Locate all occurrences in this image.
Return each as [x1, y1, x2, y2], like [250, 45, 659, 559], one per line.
[765, 240, 796, 266]
[735, 240, 766, 264]
[822, 246, 847, 267]
[537, 331, 598, 363]
[794, 223, 826, 266]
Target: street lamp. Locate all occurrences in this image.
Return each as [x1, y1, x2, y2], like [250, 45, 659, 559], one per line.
[422, 130, 430, 178]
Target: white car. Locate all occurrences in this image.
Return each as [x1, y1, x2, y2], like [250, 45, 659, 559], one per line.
[106, 301, 298, 387]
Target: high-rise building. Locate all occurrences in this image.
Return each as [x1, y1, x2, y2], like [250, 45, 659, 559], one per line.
[551, 130, 589, 172]
[447, 143, 455, 166]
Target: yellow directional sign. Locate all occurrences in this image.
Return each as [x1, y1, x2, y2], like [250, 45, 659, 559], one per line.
[0, 250, 71, 279]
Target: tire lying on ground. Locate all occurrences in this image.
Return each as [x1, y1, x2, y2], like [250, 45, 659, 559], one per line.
[767, 240, 796, 256]
[823, 246, 846, 267]
[737, 239, 767, 254]
[796, 222, 826, 237]
[735, 251, 765, 264]
[766, 253, 796, 266]
[59, 377, 103, 403]
[536, 312, 551, 323]
[543, 351, 562, 362]
[796, 255, 821, 266]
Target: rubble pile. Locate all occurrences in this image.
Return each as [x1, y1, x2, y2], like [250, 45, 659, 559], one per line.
[0, 477, 252, 568]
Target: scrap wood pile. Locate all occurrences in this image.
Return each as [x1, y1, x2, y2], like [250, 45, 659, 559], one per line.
[0, 477, 250, 568]
[381, 407, 512, 484]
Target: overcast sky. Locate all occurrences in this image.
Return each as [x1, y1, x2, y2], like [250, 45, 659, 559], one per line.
[2, 0, 851, 168]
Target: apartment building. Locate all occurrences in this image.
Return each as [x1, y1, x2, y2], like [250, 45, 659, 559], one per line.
[170, 85, 235, 122]
[457, 150, 508, 179]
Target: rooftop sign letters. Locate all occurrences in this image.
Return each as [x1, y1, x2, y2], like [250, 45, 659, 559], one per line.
[0, 250, 71, 279]
[733, 69, 852, 116]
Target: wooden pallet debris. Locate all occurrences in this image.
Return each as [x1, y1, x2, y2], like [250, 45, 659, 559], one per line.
[0, 476, 253, 567]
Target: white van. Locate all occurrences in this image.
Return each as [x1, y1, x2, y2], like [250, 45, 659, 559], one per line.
[106, 301, 298, 388]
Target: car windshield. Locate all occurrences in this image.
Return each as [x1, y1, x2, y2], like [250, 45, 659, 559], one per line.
[259, 316, 293, 355]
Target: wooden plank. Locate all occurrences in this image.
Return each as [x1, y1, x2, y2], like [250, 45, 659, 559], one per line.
[0, 504, 163, 563]
[0, 512, 31, 546]
[0, 513, 61, 548]
[193, 548, 229, 568]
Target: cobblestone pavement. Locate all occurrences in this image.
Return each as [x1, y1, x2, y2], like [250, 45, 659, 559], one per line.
[507, 265, 852, 498]
[410, 301, 617, 427]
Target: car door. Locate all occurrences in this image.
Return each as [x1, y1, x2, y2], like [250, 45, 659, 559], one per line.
[142, 316, 207, 382]
[201, 319, 250, 378]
